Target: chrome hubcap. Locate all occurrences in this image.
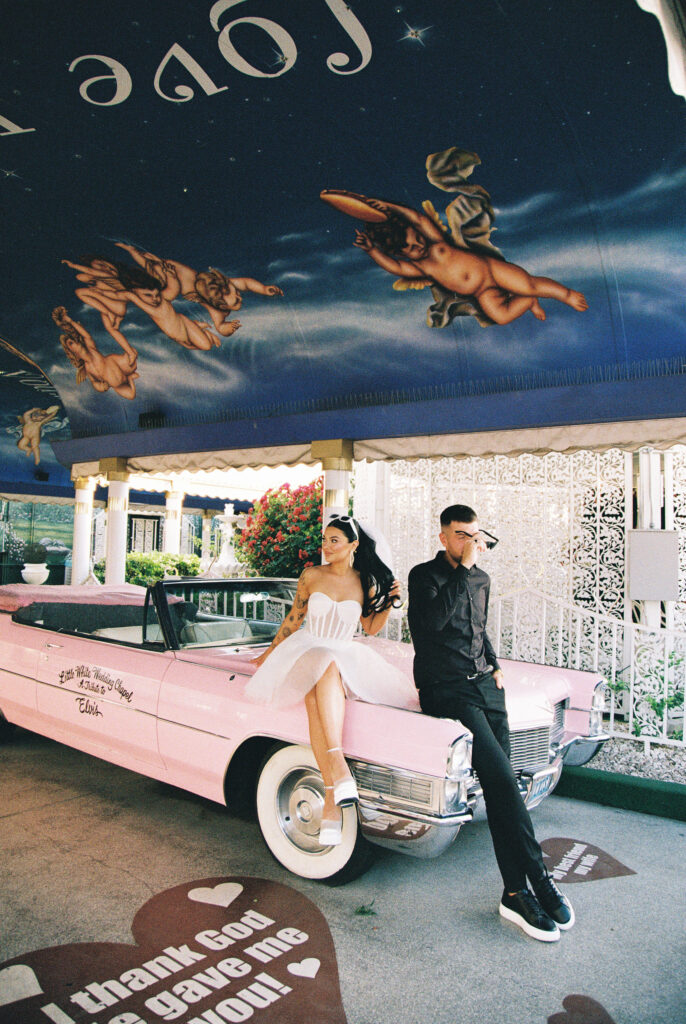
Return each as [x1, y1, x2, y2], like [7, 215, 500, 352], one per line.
[276, 768, 327, 853]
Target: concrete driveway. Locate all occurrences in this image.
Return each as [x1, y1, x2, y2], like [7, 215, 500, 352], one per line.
[1, 728, 684, 1024]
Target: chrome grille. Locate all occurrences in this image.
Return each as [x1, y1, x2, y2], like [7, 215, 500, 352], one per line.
[551, 700, 566, 746]
[510, 726, 551, 773]
[351, 762, 434, 807]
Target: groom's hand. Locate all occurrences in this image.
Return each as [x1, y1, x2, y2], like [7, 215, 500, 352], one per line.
[461, 535, 483, 568]
[493, 669, 504, 690]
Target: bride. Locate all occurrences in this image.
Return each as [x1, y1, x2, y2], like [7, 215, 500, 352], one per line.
[245, 515, 418, 846]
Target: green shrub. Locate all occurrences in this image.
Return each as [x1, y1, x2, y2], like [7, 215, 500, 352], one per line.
[93, 551, 201, 587]
[22, 541, 48, 563]
[234, 477, 323, 578]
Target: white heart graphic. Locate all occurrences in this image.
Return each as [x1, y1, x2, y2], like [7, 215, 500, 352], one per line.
[0, 964, 43, 1006]
[287, 958, 320, 979]
[188, 883, 244, 908]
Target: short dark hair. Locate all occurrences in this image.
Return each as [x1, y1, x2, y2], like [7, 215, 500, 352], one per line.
[440, 504, 477, 527]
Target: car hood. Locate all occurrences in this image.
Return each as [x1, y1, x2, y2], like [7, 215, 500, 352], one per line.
[176, 637, 568, 730]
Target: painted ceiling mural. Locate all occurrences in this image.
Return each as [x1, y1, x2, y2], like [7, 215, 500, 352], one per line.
[1, 0, 685, 485]
[0, 340, 71, 494]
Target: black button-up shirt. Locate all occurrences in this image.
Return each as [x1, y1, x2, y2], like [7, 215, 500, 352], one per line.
[408, 551, 500, 692]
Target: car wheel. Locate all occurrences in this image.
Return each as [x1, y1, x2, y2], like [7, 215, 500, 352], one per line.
[255, 743, 375, 885]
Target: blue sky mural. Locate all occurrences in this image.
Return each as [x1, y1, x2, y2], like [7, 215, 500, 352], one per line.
[1, 0, 684, 460]
[0, 341, 71, 492]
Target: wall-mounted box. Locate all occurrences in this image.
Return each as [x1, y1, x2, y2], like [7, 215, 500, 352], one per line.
[627, 530, 679, 602]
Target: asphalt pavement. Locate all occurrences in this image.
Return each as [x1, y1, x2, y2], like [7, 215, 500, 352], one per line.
[1, 728, 684, 1024]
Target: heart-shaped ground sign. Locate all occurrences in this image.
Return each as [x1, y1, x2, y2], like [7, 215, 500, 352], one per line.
[548, 994, 618, 1024]
[0, 876, 347, 1024]
[540, 838, 636, 884]
[187, 883, 244, 909]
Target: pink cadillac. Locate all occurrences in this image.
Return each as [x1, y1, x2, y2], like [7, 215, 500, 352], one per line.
[0, 578, 607, 883]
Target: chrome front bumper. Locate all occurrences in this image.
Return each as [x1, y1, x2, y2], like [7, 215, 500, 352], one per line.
[350, 759, 473, 859]
[519, 758, 564, 808]
[356, 799, 472, 858]
[558, 732, 610, 767]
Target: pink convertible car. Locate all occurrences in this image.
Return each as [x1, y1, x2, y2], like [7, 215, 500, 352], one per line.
[0, 578, 607, 883]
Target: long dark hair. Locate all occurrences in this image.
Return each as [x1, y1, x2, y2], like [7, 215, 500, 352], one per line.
[327, 516, 397, 617]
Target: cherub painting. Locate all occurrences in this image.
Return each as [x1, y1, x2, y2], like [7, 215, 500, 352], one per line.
[61, 254, 222, 352]
[61, 243, 285, 379]
[321, 147, 588, 328]
[115, 243, 284, 338]
[17, 405, 60, 465]
[52, 306, 139, 400]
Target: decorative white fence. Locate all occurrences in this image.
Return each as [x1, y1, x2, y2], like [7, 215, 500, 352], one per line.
[353, 449, 686, 751]
[492, 588, 686, 749]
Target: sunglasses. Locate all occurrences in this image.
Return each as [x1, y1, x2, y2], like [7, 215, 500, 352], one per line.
[328, 515, 358, 538]
[453, 529, 499, 550]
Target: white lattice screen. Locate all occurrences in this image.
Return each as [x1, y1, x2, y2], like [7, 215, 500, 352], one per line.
[354, 449, 686, 746]
[353, 449, 627, 619]
[669, 447, 686, 633]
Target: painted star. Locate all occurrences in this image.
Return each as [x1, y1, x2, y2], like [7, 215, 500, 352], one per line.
[399, 22, 432, 46]
[1, 168, 20, 179]
[271, 48, 289, 69]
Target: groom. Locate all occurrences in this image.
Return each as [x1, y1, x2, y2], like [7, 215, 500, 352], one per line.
[407, 504, 574, 942]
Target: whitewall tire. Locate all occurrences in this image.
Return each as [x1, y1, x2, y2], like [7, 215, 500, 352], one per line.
[255, 743, 374, 884]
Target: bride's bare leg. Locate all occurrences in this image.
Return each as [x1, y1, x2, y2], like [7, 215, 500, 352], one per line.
[304, 688, 337, 819]
[305, 661, 351, 817]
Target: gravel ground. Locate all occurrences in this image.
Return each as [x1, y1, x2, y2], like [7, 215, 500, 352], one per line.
[588, 734, 686, 785]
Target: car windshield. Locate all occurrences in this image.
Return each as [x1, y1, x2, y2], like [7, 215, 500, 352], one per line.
[159, 578, 296, 649]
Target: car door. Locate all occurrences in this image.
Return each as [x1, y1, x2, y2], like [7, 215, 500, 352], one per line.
[0, 615, 42, 731]
[35, 627, 171, 772]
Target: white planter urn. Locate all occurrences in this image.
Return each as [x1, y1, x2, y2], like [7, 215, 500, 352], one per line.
[21, 563, 50, 585]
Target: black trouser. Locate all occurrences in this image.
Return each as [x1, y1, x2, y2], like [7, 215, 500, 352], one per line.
[419, 676, 545, 893]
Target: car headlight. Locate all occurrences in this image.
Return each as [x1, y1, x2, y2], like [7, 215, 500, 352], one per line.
[589, 680, 608, 735]
[446, 734, 472, 779]
[442, 778, 464, 812]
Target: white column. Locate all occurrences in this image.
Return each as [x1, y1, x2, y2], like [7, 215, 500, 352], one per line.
[71, 476, 96, 585]
[637, 448, 663, 629]
[200, 511, 214, 570]
[102, 460, 130, 585]
[162, 490, 183, 554]
[311, 439, 353, 526]
[663, 451, 675, 631]
[623, 452, 634, 678]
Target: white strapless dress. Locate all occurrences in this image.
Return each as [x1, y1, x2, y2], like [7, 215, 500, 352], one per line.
[244, 591, 418, 709]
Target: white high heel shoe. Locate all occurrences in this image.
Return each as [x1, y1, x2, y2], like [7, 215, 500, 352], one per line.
[319, 788, 342, 846]
[328, 747, 359, 806]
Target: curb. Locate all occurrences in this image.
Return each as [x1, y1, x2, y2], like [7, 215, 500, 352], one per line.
[553, 766, 686, 822]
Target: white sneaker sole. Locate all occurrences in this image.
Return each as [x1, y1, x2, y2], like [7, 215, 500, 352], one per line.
[499, 903, 561, 942]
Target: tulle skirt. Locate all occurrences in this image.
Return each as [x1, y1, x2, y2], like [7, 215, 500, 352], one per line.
[244, 630, 418, 710]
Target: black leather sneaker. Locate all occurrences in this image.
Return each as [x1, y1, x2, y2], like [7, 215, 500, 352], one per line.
[499, 888, 560, 942]
[531, 871, 575, 929]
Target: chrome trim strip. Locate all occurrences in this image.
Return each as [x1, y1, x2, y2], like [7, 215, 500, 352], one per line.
[358, 798, 472, 827]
